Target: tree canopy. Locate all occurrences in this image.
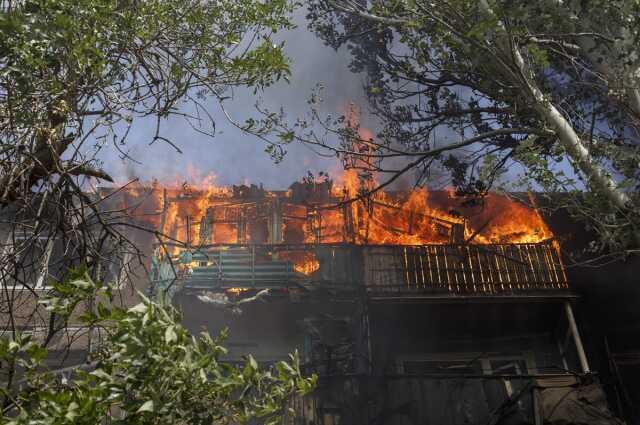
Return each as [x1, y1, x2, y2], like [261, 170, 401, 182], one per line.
[0, 2, 310, 421]
[0, 0, 294, 200]
[0, 0, 297, 356]
[276, 0, 640, 256]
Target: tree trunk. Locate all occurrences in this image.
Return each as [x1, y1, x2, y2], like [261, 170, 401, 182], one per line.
[478, 0, 631, 211]
[512, 43, 630, 210]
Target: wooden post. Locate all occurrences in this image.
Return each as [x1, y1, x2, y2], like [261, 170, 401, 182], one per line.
[198, 207, 215, 245]
[532, 388, 542, 425]
[343, 202, 355, 243]
[238, 208, 247, 243]
[186, 215, 191, 248]
[564, 301, 590, 373]
[159, 188, 169, 232]
[450, 222, 465, 243]
[269, 198, 282, 244]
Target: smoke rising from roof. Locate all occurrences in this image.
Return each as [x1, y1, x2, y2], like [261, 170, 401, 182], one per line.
[98, 9, 373, 189]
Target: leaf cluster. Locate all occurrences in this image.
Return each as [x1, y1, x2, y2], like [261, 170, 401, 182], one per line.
[2, 275, 315, 424]
[300, 0, 640, 256]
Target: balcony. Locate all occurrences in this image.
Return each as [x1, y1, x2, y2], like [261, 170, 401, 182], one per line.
[151, 239, 568, 298]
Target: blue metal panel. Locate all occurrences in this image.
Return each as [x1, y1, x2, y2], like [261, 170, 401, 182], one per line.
[178, 247, 295, 289]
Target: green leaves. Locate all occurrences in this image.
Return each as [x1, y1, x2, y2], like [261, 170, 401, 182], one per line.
[0, 333, 46, 373]
[303, 0, 640, 254]
[39, 266, 111, 321]
[136, 400, 154, 413]
[0, 0, 311, 418]
[0, 0, 299, 197]
[465, 15, 500, 40]
[128, 303, 147, 315]
[525, 43, 550, 67]
[2, 276, 316, 424]
[164, 325, 177, 344]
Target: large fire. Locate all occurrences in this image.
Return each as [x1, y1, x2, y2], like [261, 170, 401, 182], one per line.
[108, 106, 554, 277]
[112, 171, 552, 247]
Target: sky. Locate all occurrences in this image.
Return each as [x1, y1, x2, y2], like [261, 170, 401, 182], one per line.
[93, 8, 577, 194]
[97, 10, 373, 190]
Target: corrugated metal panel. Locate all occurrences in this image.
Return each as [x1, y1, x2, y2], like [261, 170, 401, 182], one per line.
[162, 240, 568, 294]
[183, 247, 294, 288]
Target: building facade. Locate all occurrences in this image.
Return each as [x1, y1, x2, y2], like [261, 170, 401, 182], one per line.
[147, 182, 622, 425]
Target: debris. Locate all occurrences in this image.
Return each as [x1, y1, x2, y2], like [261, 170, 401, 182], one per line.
[538, 377, 625, 425]
[197, 288, 271, 315]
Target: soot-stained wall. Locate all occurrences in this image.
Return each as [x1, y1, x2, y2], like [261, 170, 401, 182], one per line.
[369, 301, 572, 376]
[174, 294, 357, 363]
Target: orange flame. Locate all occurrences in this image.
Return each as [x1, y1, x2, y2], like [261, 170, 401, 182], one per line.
[152, 180, 551, 246]
[109, 104, 554, 274]
[114, 171, 553, 273]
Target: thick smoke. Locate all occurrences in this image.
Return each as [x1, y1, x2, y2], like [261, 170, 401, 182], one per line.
[99, 9, 373, 189]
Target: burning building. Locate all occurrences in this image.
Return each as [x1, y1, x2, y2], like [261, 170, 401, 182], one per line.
[0, 170, 626, 423]
[119, 174, 622, 425]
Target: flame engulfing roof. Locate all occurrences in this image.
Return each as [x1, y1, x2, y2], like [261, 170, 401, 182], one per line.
[113, 175, 568, 296]
[111, 173, 553, 250]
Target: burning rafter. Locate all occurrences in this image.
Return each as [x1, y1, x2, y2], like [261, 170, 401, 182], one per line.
[149, 175, 553, 249]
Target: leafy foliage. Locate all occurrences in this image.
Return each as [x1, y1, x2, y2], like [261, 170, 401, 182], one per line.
[2, 273, 315, 424]
[295, 0, 640, 257]
[0, 0, 299, 385]
[0, 3, 318, 422]
[0, 0, 296, 195]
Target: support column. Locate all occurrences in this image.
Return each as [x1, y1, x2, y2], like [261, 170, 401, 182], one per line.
[269, 198, 282, 244]
[564, 301, 590, 373]
[159, 188, 169, 231]
[199, 207, 214, 245]
[237, 208, 247, 244]
[185, 215, 192, 248]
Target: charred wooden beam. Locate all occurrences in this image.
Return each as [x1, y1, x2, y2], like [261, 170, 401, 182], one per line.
[199, 207, 214, 245]
[268, 198, 283, 244]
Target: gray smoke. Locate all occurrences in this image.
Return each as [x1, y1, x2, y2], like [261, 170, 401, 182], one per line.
[99, 9, 373, 189]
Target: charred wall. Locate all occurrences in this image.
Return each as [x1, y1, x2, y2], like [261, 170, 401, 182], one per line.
[174, 293, 359, 365]
[542, 204, 640, 424]
[368, 301, 571, 376]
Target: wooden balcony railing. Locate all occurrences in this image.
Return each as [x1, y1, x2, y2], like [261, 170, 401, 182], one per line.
[362, 240, 568, 294]
[158, 240, 568, 295]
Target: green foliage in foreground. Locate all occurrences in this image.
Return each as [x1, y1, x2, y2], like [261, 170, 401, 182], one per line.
[0, 271, 316, 424]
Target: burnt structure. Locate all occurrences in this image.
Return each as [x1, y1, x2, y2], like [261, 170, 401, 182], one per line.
[149, 181, 622, 425]
[0, 179, 632, 423]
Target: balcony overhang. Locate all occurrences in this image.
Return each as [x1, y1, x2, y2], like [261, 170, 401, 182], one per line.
[151, 240, 569, 299]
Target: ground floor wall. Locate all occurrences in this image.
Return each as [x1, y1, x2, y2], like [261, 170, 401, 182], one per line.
[172, 292, 623, 424]
[174, 293, 359, 364]
[286, 374, 621, 425]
